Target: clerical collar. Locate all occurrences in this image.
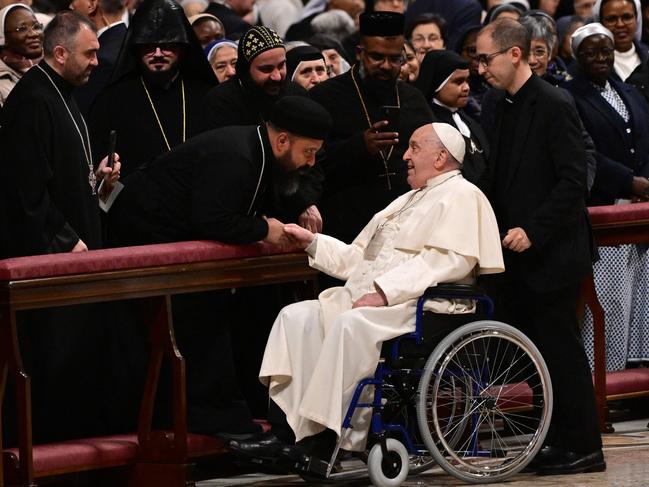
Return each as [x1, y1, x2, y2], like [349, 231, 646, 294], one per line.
[432, 97, 458, 113]
[39, 60, 74, 97]
[504, 73, 535, 105]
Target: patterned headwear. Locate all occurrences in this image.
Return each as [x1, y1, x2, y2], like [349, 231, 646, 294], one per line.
[239, 26, 284, 64]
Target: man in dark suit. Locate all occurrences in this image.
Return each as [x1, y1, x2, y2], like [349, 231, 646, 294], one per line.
[205, 0, 252, 38]
[476, 18, 605, 475]
[72, 0, 128, 115]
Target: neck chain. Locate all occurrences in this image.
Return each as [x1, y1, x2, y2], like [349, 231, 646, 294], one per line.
[37, 64, 96, 194]
[378, 172, 460, 230]
[351, 66, 400, 190]
[141, 76, 186, 151]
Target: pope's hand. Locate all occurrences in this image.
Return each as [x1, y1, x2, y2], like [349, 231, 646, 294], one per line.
[352, 292, 388, 309]
[298, 205, 323, 233]
[502, 227, 532, 252]
[283, 223, 315, 249]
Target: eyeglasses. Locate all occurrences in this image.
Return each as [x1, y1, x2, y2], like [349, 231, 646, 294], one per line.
[139, 43, 179, 54]
[602, 13, 636, 25]
[4, 22, 43, 35]
[530, 47, 548, 58]
[578, 47, 615, 60]
[475, 46, 512, 68]
[360, 48, 406, 66]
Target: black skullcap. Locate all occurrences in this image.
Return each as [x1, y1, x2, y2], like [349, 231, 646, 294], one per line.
[238, 26, 284, 64]
[415, 50, 469, 100]
[270, 96, 332, 140]
[286, 45, 325, 80]
[130, 0, 190, 45]
[359, 12, 405, 37]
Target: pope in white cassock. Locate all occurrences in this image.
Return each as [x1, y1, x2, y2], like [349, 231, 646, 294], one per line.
[233, 122, 504, 461]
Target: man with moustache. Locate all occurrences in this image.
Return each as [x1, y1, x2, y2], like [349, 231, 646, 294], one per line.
[309, 11, 433, 245]
[89, 0, 216, 179]
[0, 10, 119, 444]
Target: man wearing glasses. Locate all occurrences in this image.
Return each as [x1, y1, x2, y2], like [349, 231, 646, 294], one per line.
[310, 11, 432, 246]
[475, 18, 604, 476]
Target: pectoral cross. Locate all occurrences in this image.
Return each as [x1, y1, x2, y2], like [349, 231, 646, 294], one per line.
[378, 149, 396, 191]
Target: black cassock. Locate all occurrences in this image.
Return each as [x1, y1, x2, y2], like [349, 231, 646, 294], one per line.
[107, 125, 306, 432]
[90, 74, 214, 178]
[310, 66, 433, 244]
[0, 61, 106, 444]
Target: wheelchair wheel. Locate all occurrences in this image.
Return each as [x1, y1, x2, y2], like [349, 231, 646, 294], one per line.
[367, 439, 409, 487]
[416, 321, 552, 484]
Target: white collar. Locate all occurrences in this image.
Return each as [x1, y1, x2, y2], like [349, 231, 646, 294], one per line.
[97, 20, 125, 38]
[432, 97, 458, 113]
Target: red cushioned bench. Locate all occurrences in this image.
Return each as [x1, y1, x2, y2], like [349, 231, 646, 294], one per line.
[586, 202, 649, 433]
[0, 241, 317, 487]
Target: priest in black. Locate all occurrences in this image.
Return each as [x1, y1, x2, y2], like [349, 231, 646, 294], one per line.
[0, 11, 118, 444]
[415, 49, 489, 184]
[103, 97, 331, 436]
[89, 0, 217, 178]
[309, 11, 433, 244]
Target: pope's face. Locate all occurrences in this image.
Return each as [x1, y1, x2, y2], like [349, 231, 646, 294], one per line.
[403, 125, 443, 190]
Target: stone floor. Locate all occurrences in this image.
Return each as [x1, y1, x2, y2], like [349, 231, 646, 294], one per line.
[198, 419, 649, 487]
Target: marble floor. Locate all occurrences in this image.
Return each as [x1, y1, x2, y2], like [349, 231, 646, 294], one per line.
[198, 419, 649, 487]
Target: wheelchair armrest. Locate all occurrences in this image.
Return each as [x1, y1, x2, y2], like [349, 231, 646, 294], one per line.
[422, 283, 486, 299]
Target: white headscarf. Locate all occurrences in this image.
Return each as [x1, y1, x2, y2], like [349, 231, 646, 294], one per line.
[570, 22, 614, 58]
[0, 3, 34, 47]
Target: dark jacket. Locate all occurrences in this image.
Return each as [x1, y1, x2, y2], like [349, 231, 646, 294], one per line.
[479, 75, 593, 292]
[205, 2, 252, 38]
[563, 72, 649, 205]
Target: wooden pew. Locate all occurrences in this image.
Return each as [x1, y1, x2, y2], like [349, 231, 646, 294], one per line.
[0, 241, 317, 487]
[585, 202, 649, 433]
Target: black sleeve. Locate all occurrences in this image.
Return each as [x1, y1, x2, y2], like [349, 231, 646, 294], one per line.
[202, 86, 238, 131]
[0, 97, 79, 256]
[190, 153, 269, 244]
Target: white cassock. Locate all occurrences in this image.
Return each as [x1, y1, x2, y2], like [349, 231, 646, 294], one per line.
[259, 170, 504, 450]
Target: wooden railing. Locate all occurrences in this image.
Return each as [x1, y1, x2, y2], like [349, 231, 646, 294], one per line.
[585, 202, 649, 433]
[0, 241, 318, 487]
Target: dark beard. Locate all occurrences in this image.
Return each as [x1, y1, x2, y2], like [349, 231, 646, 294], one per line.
[273, 166, 304, 196]
[142, 66, 180, 89]
[359, 65, 398, 105]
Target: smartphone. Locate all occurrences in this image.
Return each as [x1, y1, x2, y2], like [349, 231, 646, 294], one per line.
[380, 105, 400, 133]
[107, 130, 117, 168]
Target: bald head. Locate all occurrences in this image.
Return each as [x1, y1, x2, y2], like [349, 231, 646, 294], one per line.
[403, 123, 463, 189]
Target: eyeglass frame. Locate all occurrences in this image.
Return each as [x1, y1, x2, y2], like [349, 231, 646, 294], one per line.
[601, 13, 636, 26]
[475, 46, 513, 68]
[358, 47, 407, 66]
[4, 21, 44, 35]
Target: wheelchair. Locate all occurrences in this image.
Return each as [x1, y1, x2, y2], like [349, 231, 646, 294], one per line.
[295, 284, 553, 486]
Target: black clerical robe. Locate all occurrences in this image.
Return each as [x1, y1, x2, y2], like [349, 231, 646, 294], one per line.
[107, 125, 298, 246]
[309, 66, 433, 243]
[0, 61, 106, 446]
[0, 60, 101, 257]
[90, 74, 213, 177]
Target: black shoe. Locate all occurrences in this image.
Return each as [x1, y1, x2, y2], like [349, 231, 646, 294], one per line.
[228, 431, 287, 460]
[214, 430, 263, 445]
[537, 449, 606, 476]
[279, 444, 330, 479]
[521, 445, 565, 472]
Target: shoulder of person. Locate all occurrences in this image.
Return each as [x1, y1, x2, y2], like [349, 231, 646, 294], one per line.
[309, 71, 350, 99]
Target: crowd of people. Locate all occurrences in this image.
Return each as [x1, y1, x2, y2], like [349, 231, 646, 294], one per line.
[1, 0, 648, 480]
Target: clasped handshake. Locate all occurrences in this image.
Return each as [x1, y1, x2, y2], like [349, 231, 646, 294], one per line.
[262, 207, 320, 250]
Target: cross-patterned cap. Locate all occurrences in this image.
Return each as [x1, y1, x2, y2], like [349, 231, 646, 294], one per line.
[240, 26, 285, 63]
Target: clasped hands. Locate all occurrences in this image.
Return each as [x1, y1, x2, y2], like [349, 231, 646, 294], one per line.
[263, 206, 323, 248]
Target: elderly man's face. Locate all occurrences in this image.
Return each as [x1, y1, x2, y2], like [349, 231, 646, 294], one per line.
[403, 125, 448, 189]
[60, 24, 99, 86]
[250, 47, 286, 96]
[358, 35, 405, 82]
[577, 34, 614, 83]
[323, 48, 342, 77]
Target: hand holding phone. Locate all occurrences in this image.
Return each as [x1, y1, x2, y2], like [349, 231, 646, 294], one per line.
[380, 105, 400, 133]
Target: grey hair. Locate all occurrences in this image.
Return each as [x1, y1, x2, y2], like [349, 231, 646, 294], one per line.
[310, 9, 356, 41]
[43, 10, 96, 57]
[519, 14, 556, 52]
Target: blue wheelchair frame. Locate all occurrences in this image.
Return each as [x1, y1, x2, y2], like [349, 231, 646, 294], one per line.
[339, 285, 495, 460]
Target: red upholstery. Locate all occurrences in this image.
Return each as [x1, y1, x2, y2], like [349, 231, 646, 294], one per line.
[4, 434, 139, 476]
[588, 202, 649, 226]
[0, 241, 299, 281]
[602, 369, 649, 397]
